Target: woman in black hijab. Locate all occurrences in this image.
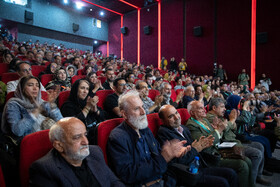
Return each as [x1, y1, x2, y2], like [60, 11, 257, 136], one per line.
[60, 79, 105, 144]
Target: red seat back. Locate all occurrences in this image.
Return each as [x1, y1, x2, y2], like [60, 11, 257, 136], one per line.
[95, 90, 115, 109]
[171, 89, 177, 102]
[71, 75, 85, 85]
[0, 63, 9, 77]
[77, 69, 83, 75]
[148, 89, 160, 101]
[20, 130, 52, 187]
[97, 118, 124, 163]
[98, 76, 106, 84]
[31, 65, 46, 77]
[177, 108, 191, 125]
[176, 89, 184, 95]
[0, 165, 5, 187]
[147, 113, 163, 136]
[1, 72, 20, 84]
[58, 90, 70, 108]
[40, 74, 53, 87]
[96, 71, 103, 76]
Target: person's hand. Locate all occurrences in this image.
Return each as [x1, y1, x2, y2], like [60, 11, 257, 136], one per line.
[161, 139, 190, 162]
[211, 116, 219, 129]
[229, 109, 237, 123]
[176, 91, 184, 103]
[47, 86, 60, 103]
[243, 100, 250, 111]
[260, 105, 268, 113]
[192, 135, 214, 152]
[154, 95, 164, 106]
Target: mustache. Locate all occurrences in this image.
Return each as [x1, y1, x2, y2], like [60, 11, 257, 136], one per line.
[80, 145, 89, 150]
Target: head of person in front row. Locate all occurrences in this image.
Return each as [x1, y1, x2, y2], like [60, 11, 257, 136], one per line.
[29, 117, 124, 186]
[1, 75, 62, 138]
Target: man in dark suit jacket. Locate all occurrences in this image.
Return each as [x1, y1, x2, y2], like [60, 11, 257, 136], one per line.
[157, 105, 238, 187]
[29, 117, 124, 187]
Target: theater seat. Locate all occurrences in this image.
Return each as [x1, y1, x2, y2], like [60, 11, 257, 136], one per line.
[20, 130, 52, 187]
[148, 89, 160, 101]
[1, 72, 20, 84]
[95, 90, 114, 109]
[58, 90, 70, 108]
[71, 75, 85, 85]
[31, 65, 46, 77]
[0, 63, 9, 78]
[40, 74, 53, 87]
[0, 165, 6, 187]
[176, 89, 184, 96]
[147, 113, 163, 136]
[98, 76, 106, 84]
[171, 89, 177, 102]
[177, 108, 191, 125]
[97, 118, 124, 163]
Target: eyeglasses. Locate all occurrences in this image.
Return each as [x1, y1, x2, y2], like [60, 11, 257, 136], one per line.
[118, 83, 127, 87]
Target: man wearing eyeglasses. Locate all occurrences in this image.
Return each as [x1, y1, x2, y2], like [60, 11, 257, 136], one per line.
[104, 77, 127, 119]
[7, 61, 46, 93]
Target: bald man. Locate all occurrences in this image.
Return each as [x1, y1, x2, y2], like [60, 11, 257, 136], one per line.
[157, 105, 238, 187]
[29, 117, 124, 187]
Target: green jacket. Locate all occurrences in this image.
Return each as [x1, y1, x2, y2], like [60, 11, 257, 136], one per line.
[206, 111, 242, 146]
[185, 117, 220, 155]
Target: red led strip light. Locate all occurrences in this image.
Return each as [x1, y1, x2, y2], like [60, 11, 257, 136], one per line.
[251, 0, 256, 89]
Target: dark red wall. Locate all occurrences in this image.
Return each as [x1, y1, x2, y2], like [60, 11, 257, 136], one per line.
[108, 0, 280, 89]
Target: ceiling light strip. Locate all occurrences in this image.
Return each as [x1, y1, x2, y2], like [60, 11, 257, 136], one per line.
[251, 0, 256, 89]
[81, 0, 123, 16]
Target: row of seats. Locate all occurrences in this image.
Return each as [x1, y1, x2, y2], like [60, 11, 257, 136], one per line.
[18, 108, 190, 187]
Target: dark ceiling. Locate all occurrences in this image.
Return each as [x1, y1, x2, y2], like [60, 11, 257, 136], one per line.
[49, 0, 157, 22]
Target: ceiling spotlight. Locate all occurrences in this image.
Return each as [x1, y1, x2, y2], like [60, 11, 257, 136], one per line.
[94, 41, 98, 44]
[100, 11, 104, 16]
[63, 0, 68, 4]
[90, 9, 92, 11]
[76, 2, 83, 10]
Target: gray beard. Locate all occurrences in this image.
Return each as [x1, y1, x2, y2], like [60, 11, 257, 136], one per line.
[128, 114, 148, 130]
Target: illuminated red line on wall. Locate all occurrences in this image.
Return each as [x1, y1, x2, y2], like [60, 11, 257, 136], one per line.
[137, 9, 140, 65]
[118, 0, 141, 65]
[121, 15, 124, 60]
[157, 0, 161, 69]
[81, 0, 123, 16]
[251, 0, 256, 89]
[118, 0, 140, 9]
[107, 41, 109, 57]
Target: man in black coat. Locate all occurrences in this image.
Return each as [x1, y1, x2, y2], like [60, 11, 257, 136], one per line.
[29, 117, 124, 187]
[157, 105, 238, 187]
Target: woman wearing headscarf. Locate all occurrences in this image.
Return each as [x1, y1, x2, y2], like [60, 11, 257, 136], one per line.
[60, 79, 105, 144]
[38, 62, 58, 80]
[45, 68, 71, 91]
[86, 72, 103, 95]
[1, 75, 62, 139]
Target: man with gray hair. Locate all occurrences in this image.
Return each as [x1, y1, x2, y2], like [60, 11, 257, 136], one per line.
[159, 82, 184, 109]
[29, 117, 124, 187]
[206, 98, 272, 186]
[107, 90, 189, 186]
[181, 85, 195, 108]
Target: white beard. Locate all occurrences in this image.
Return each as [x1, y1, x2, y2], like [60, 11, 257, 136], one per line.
[128, 114, 148, 130]
[65, 145, 90, 161]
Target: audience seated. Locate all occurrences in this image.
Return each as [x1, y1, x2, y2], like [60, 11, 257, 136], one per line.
[107, 91, 188, 186]
[60, 79, 105, 144]
[1, 76, 62, 152]
[45, 68, 71, 91]
[86, 72, 104, 95]
[104, 78, 127, 119]
[186, 100, 253, 187]
[102, 68, 115, 90]
[157, 104, 238, 187]
[29, 117, 124, 187]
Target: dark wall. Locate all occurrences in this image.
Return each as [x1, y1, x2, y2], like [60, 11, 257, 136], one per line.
[256, 0, 280, 90]
[108, 0, 280, 89]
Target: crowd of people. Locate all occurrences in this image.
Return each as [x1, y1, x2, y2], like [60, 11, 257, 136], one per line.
[0, 29, 280, 187]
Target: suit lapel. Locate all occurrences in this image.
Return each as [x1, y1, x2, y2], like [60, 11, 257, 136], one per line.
[86, 154, 105, 186]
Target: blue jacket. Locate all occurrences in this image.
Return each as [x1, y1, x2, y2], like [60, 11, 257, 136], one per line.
[107, 121, 170, 186]
[3, 100, 62, 137]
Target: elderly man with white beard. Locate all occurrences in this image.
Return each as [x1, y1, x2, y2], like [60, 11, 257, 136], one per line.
[107, 91, 189, 187]
[29, 117, 124, 187]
